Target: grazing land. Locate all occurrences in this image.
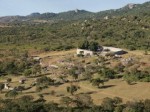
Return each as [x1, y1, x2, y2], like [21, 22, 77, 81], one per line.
[0, 49, 149, 105]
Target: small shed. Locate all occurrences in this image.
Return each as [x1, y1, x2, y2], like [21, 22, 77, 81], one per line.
[77, 49, 94, 56]
[32, 56, 41, 61]
[103, 46, 127, 55]
[19, 78, 26, 84]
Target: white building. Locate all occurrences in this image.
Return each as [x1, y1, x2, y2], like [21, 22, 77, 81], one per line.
[103, 46, 127, 55]
[77, 49, 94, 56]
[77, 46, 126, 56]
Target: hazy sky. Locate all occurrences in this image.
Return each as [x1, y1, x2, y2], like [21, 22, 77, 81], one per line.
[0, 0, 149, 16]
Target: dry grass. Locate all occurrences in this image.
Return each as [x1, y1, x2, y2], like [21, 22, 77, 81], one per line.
[80, 79, 150, 104]
[0, 49, 150, 105]
[1, 75, 150, 105]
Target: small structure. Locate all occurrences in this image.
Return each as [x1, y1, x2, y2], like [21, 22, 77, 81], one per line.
[77, 49, 94, 56]
[4, 83, 14, 90]
[19, 78, 26, 84]
[76, 46, 126, 56]
[32, 56, 41, 61]
[104, 16, 109, 20]
[49, 65, 59, 69]
[4, 83, 9, 89]
[103, 46, 127, 55]
[121, 57, 134, 65]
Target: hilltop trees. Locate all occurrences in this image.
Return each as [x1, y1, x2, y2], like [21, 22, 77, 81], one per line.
[0, 57, 42, 77]
[0, 8, 150, 52]
[78, 40, 100, 51]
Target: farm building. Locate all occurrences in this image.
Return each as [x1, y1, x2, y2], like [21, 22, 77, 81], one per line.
[32, 56, 41, 61]
[77, 46, 127, 56]
[102, 46, 127, 55]
[77, 49, 94, 56]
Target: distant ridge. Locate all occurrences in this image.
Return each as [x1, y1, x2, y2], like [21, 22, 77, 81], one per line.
[0, 1, 149, 23]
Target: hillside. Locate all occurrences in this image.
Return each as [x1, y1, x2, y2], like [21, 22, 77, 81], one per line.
[0, 2, 150, 23]
[0, 1, 150, 111]
[0, 13, 149, 52]
[0, 1, 149, 53]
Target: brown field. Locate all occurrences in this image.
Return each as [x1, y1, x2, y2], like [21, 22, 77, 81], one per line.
[0, 49, 150, 105]
[1, 76, 150, 105]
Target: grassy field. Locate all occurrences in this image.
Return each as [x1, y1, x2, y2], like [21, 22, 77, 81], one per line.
[1, 76, 150, 105]
[0, 49, 150, 105]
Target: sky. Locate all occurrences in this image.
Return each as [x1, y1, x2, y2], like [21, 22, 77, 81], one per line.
[0, 0, 149, 16]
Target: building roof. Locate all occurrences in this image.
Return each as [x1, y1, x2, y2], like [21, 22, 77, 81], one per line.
[103, 46, 123, 52]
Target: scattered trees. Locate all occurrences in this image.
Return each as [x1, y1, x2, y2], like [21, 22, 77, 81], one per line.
[5, 90, 18, 99]
[66, 85, 80, 95]
[60, 96, 74, 107]
[75, 94, 93, 107]
[78, 40, 100, 51]
[36, 76, 54, 92]
[91, 78, 105, 88]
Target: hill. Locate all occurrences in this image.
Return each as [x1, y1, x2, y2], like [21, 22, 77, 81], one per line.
[0, 2, 150, 23]
[0, 1, 149, 52]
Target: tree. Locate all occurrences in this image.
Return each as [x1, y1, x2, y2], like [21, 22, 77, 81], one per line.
[78, 40, 99, 51]
[60, 97, 73, 107]
[36, 86, 43, 92]
[75, 94, 93, 107]
[91, 78, 104, 88]
[144, 99, 150, 112]
[36, 76, 54, 92]
[113, 62, 125, 73]
[6, 78, 12, 83]
[5, 90, 18, 99]
[17, 86, 25, 93]
[115, 105, 124, 112]
[101, 97, 115, 111]
[50, 90, 56, 96]
[66, 85, 80, 95]
[101, 68, 116, 79]
[36, 94, 46, 103]
[36, 76, 54, 87]
[0, 83, 4, 93]
[22, 51, 29, 59]
[78, 40, 89, 50]
[32, 64, 41, 76]
[123, 74, 138, 85]
[19, 95, 34, 102]
[113, 97, 122, 105]
[24, 69, 32, 76]
[68, 67, 79, 80]
[88, 41, 99, 51]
